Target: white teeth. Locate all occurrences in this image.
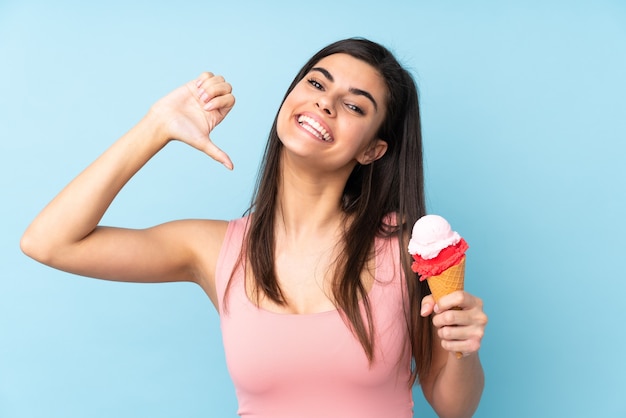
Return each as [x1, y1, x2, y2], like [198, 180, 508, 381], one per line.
[297, 115, 332, 141]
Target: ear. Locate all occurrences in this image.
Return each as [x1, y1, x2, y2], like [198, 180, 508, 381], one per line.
[356, 139, 388, 165]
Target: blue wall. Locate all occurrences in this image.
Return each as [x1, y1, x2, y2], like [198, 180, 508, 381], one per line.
[1, 1, 624, 417]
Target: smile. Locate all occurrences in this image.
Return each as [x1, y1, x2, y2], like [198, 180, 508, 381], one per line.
[297, 115, 333, 142]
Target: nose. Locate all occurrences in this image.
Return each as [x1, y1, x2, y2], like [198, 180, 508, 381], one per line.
[315, 96, 335, 116]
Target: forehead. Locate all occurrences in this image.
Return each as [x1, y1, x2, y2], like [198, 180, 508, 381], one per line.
[310, 53, 387, 98]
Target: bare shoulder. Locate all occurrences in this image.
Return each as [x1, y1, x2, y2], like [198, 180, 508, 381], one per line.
[146, 218, 229, 307]
[165, 218, 229, 282]
[166, 218, 229, 244]
[22, 217, 232, 308]
[139, 218, 229, 256]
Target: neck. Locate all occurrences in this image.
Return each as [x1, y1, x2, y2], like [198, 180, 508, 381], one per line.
[275, 155, 354, 240]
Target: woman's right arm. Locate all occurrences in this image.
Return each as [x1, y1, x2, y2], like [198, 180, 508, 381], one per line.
[20, 73, 235, 302]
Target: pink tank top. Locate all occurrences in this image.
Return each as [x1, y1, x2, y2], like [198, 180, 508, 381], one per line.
[215, 217, 414, 418]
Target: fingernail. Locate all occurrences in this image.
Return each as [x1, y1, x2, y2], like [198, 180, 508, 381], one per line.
[200, 92, 209, 102]
[196, 79, 203, 87]
[420, 303, 430, 316]
[434, 304, 440, 313]
[204, 101, 214, 110]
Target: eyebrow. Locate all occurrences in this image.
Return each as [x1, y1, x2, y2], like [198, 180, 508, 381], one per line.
[311, 66, 379, 112]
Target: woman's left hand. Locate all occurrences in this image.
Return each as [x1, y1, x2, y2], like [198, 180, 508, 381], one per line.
[420, 291, 488, 357]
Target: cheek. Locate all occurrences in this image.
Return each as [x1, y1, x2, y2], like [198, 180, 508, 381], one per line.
[277, 92, 299, 123]
[276, 102, 292, 136]
[343, 120, 378, 145]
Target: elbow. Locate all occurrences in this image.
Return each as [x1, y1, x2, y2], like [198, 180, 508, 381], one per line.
[20, 228, 53, 265]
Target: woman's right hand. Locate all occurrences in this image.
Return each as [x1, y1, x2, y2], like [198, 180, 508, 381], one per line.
[149, 72, 236, 169]
[21, 71, 236, 291]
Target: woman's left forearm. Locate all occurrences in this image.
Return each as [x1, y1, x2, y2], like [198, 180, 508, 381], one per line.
[420, 290, 488, 418]
[430, 351, 484, 418]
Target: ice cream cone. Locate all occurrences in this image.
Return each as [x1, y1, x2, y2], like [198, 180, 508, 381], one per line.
[426, 256, 466, 359]
[426, 256, 465, 303]
[408, 215, 469, 359]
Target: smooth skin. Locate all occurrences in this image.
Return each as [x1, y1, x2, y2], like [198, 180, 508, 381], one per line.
[21, 54, 486, 418]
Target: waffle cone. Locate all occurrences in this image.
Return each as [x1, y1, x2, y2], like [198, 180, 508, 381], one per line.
[426, 256, 466, 303]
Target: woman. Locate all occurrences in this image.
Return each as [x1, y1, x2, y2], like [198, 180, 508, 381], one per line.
[21, 38, 487, 417]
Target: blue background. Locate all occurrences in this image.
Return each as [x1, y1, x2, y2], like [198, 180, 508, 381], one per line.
[1, 1, 625, 417]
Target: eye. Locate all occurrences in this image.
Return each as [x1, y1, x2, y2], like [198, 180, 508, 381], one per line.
[346, 103, 365, 115]
[307, 78, 323, 90]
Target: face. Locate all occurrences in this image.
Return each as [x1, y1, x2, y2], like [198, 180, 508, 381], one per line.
[276, 53, 388, 173]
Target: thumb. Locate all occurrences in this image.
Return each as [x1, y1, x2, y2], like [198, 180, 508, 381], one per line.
[201, 135, 234, 170]
[420, 294, 436, 317]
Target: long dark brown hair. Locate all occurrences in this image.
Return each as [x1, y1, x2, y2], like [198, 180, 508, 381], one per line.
[237, 38, 431, 385]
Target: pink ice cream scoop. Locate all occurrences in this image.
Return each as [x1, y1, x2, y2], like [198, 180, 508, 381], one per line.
[408, 214, 468, 279]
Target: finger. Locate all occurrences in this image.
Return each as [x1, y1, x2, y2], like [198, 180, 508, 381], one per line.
[195, 72, 215, 87]
[197, 73, 223, 86]
[198, 84, 234, 110]
[420, 294, 435, 317]
[436, 291, 484, 313]
[432, 308, 465, 328]
[204, 93, 236, 113]
[437, 321, 483, 340]
[197, 77, 230, 101]
[200, 136, 234, 170]
[434, 309, 488, 335]
[441, 340, 480, 356]
[440, 334, 483, 355]
[433, 291, 465, 312]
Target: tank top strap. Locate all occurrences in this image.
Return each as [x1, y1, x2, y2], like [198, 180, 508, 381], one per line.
[214, 216, 249, 315]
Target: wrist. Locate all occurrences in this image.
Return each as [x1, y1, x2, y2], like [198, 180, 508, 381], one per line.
[140, 109, 172, 148]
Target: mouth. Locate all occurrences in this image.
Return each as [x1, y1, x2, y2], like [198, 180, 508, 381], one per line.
[297, 115, 333, 142]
